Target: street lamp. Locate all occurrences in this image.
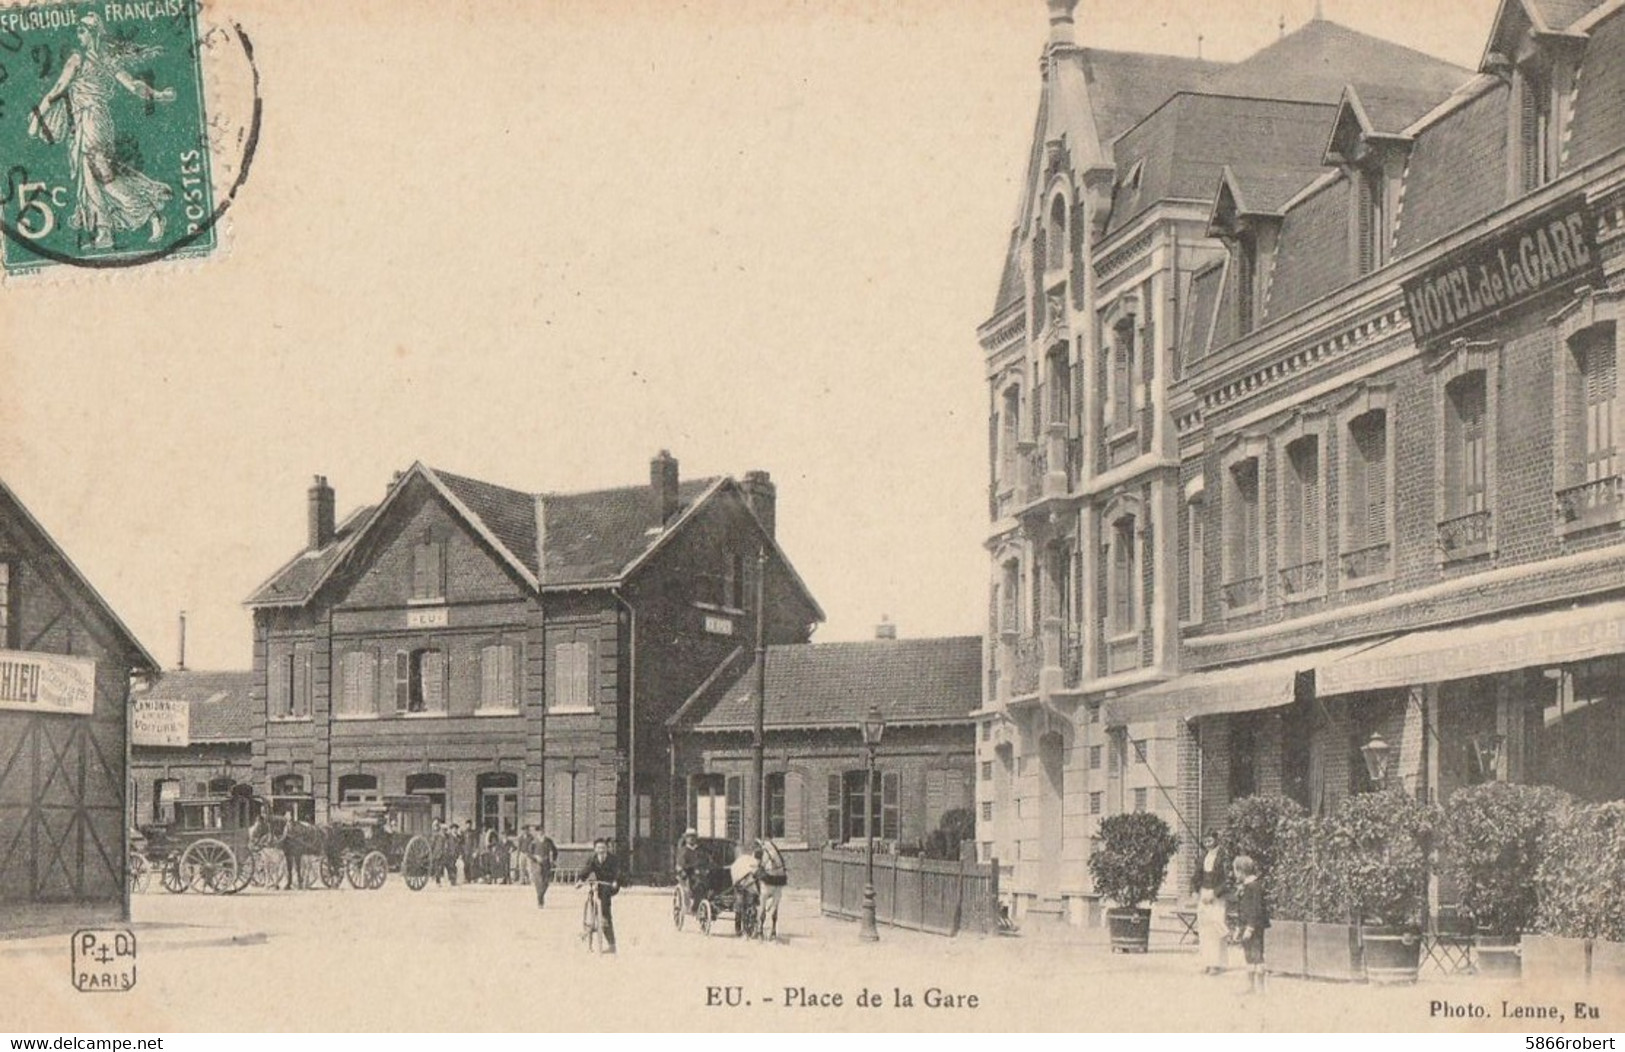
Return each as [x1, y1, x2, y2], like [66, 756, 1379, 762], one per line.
[859, 702, 886, 942]
[1470, 731, 1506, 782]
[1360, 731, 1393, 785]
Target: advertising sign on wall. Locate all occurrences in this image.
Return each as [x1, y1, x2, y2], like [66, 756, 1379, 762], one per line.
[0, 649, 97, 715]
[132, 697, 190, 746]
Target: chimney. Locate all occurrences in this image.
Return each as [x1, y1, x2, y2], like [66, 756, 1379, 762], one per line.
[308, 475, 335, 550]
[651, 450, 680, 524]
[741, 469, 777, 539]
[875, 615, 897, 641]
[177, 610, 187, 671]
[1046, 0, 1079, 46]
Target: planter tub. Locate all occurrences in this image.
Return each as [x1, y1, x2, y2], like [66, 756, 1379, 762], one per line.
[1472, 932, 1522, 980]
[1591, 939, 1625, 981]
[1266, 919, 1308, 978]
[1520, 934, 1589, 982]
[1106, 907, 1151, 954]
[1304, 922, 1364, 982]
[1363, 925, 1423, 985]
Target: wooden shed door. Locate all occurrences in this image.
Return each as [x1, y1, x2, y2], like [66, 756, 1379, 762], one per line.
[0, 714, 126, 903]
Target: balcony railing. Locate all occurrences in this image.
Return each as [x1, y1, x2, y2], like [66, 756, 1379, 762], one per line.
[1011, 635, 1043, 696]
[1340, 542, 1391, 581]
[1221, 576, 1263, 610]
[1279, 559, 1324, 597]
[1438, 509, 1493, 559]
[1555, 475, 1624, 529]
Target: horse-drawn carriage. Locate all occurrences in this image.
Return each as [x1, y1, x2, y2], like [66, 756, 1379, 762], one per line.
[131, 782, 263, 894]
[672, 836, 764, 938]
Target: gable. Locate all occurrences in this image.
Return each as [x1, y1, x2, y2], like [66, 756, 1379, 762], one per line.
[328, 475, 533, 608]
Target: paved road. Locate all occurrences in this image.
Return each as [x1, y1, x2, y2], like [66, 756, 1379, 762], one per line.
[3, 881, 1622, 1032]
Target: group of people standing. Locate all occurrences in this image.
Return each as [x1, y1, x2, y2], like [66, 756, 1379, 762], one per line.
[1192, 830, 1269, 994]
[427, 820, 558, 893]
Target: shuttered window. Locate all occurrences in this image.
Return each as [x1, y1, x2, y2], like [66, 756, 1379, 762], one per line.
[1579, 328, 1619, 483]
[1445, 372, 1488, 517]
[881, 772, 900, 841]
[407, 649, 445, 713]
[394, 650, 410, 713]
[1346, 410, 1389, 552]
[1521, 68, 1554, 193]
[337, 650, 376, 717]
[412, 539, 444, 601]
[1357, 168, 1385, 275]
[827, 774, 843, 844]
[1112, 319, 1136, 427]
[1109, 516, 1136, 632]
[1282, 436, 1322, 578]
[549, 768, 595, 845]
[268, 648, 294, 718]
[766, 770, 804, 842]
[479, 643, 517, 711]
[552, 640, 593, 710]
[725, 775, 743, 843]
[1224, 458, 1261, 591]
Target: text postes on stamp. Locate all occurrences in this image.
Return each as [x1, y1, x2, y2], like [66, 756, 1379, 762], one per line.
[0, 1, 255, 275]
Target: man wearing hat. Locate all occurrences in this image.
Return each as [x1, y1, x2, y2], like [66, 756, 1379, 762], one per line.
[675, 828, 710, 916]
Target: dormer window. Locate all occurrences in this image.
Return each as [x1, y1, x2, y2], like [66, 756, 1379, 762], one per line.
[1235, 235, 1259, 334]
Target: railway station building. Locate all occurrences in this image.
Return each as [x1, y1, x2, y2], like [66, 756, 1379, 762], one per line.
[976, 0, 1625, 923]
[244, 453, 821, 875]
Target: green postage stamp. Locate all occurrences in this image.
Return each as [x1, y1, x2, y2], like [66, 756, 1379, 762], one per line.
[0, 1, 255, 274]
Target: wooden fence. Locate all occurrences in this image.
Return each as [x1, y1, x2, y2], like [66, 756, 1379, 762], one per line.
[819, 848, 999, 936]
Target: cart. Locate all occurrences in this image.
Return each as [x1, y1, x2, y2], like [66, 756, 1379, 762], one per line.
[135, 783, 264, 895]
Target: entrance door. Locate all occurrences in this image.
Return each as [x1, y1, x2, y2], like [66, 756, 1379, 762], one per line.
[477, 772, 518, 834]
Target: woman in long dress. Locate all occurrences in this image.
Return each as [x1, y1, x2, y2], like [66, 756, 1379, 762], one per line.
[1192, 830, 1230, 975]
[28, 14, 177, 250]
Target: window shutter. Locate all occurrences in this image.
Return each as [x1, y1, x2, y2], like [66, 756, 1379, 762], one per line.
[1357, 171, 1375, 275]
[725, 775, 743, 844]
[576, 641, 593, 708]
[1304, 442, 1321, 562]
[827, 774, 842, 843]
[784, 770, 805, 842]
[574, 771, 594, 844]
[1521, 74, 1541, 192]
[395, 651, 409, 712]
[881, 772, 900, 841]
[1368, 424, 1388, 545]
[421, 651, 445, 711]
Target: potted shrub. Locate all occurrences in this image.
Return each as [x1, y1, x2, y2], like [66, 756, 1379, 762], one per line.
[1088, 812, 1179, 953]
[1271, 812, 1363, 981]
[1534, 800, 1625, 981]
[1442, 782, 1571, 979]
[1325, 789, 1439, 985]
[1221, 796, 1307, 977]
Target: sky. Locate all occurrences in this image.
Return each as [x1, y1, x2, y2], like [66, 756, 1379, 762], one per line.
[0, 0, 1501, 672]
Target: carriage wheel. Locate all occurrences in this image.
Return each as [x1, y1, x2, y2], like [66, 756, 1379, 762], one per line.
[361, 850, 388, 890]
[224, 848, 256, 894]
[320, 855, 345, 889]
[128, 853, 151, 894]
[698, 899, 714, 936]
[181, 838, 237, 894]
[161, 858, 188, 894]
[345, 851, 367, 890]
[672, 886, 686, 931]
[252, 848, 286, 889]
[741, 897, 761, 940]
[401, 835, 432, 891]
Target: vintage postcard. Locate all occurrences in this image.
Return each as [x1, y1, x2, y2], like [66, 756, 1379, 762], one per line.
[2, 0, 1625, 1036]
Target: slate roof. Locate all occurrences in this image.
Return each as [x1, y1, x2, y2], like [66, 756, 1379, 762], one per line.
[1532, 0, 1609, 30]
[1202, 20, 1470, 106]
[673, 636, 983, 732]
[1107, 95, 1336, 233]
[135, 670, 255, 743]
[245, 463, 792, 607]
[1082, 49, 1229, 148]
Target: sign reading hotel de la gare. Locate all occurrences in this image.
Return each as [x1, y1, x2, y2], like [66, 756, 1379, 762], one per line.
[0, 648, 96, 715]
[1402, 194, 1602, 348]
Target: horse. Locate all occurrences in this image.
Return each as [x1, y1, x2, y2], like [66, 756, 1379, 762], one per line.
[754, 838, 788, 941]
[250, 811, 336, 890]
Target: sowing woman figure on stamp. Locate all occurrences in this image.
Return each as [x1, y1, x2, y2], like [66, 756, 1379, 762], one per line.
[28, 13, 177, 251]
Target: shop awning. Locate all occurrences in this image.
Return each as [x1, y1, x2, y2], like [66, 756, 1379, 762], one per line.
[1104, 641, 1381, 726]
[1316, 599, 1625, 697]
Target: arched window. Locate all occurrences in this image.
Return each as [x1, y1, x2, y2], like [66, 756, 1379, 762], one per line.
[406, 772, 447, 823]
[337, 773, 379, 807]
[1046, 194, 1068, 271]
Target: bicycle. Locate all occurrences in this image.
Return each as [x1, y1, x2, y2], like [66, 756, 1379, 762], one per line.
[579, 879, 613, 953]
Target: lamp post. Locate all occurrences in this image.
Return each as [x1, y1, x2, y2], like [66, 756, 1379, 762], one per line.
[859, 702, 886, 942]
[1470, 731, 1506, 783]
[1360, 731, 1393, 786]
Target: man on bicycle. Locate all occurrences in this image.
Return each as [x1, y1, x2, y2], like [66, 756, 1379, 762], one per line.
[675, 828, 709, 915]
[578, 838, 621, 953]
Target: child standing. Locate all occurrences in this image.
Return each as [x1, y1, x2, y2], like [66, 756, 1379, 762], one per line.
[1232, 855, 1268, 994]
